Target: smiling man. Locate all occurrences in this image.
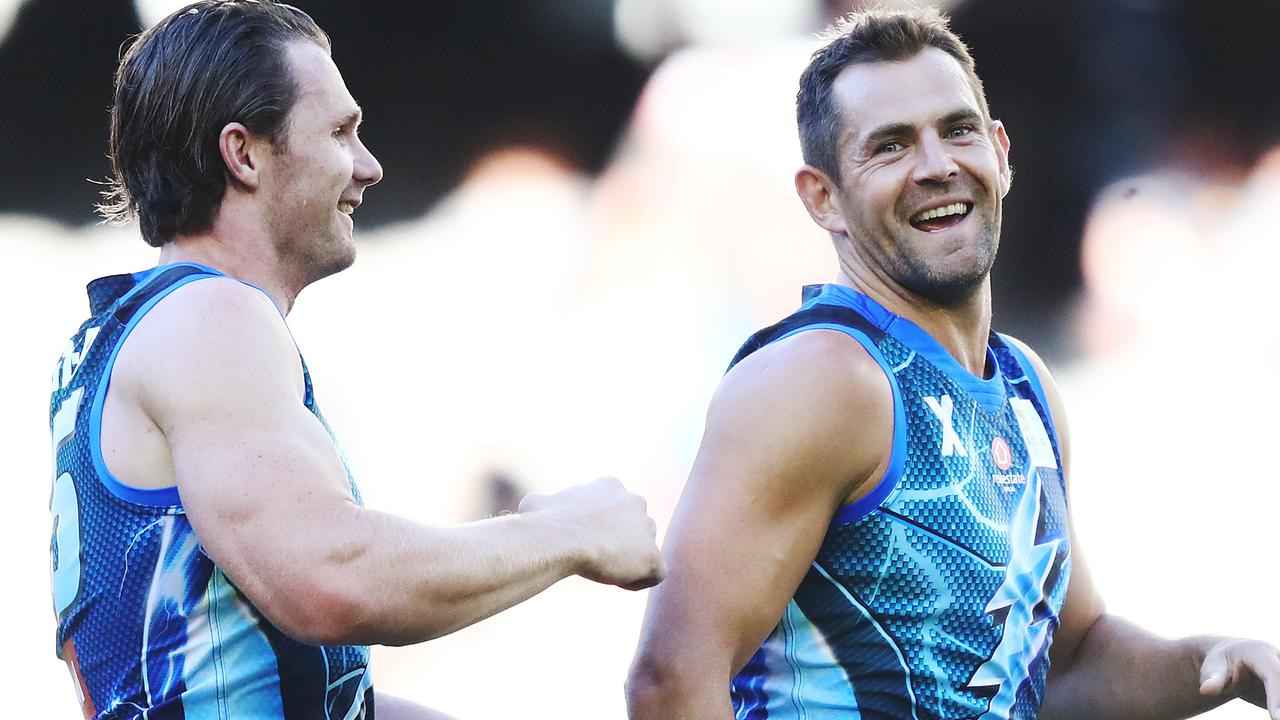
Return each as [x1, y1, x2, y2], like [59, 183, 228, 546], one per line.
[47, 2, 664, 718]
[627, 8, 1280, 720]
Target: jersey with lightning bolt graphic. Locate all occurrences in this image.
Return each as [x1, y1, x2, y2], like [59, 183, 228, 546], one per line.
[729, 284, 1071, 720]
[967, 470, 1068, 718]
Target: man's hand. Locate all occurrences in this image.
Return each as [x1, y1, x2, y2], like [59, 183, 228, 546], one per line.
[1199, 638, 1280, 719]
[518, 477, 665, 591]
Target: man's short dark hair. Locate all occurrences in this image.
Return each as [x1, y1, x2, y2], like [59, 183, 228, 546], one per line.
[797, 7, 990, 184]
[99, 0, 330, 247]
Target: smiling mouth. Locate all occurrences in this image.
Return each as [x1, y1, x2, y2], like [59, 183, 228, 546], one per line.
[910, 202, 972, 232]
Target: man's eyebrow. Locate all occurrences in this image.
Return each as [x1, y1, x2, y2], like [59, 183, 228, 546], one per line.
[938, 108, 983, 127]
[861, 122, 915, 147]
[850, 107, 985, 153]
[336, 107, 363, 128]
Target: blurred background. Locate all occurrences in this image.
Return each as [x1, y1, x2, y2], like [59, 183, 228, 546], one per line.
[4, 0, 1279, 717]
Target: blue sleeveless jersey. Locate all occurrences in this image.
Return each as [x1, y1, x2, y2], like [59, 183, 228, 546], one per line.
[728, 285, 1071, 720]
[48, 263, 374, 719]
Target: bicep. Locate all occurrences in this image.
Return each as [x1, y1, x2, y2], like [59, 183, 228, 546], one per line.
[652, 450, 842, 676]
[168, 400, 357, 582]
[639, 333, 893, 678]
[135, 280, 358, 606]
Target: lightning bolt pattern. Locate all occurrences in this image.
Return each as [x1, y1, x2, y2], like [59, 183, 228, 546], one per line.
[48, 265, 374, 719]
[731, 286, 1072, 720]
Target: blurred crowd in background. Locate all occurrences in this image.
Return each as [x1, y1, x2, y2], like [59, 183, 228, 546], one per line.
[3, 0, 1278, 717]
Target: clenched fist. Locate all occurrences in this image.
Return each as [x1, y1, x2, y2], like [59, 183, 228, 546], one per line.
[519, 476, 666, 591]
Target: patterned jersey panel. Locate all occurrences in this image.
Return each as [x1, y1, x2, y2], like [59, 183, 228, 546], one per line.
[49, 264, 373, 720]
[730, 285, 1071, 720]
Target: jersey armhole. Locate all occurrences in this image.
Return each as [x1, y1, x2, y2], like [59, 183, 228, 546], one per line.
[768, 322, 907, 528]
[90, 271, 221, 507]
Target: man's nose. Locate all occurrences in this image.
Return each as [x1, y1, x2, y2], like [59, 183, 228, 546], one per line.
[911, 134, 959, 184]
[354, 136, 383, 187]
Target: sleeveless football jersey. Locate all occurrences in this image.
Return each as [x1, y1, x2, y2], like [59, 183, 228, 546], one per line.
[48, 263, 374, 719]
[728, 284, 1071, 720]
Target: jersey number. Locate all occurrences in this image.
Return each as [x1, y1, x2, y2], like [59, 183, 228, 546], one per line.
[51, 471, 82, 615]
[51, 386, 84, 616]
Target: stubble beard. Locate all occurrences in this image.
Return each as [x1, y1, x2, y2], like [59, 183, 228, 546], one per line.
[894, 211, 1000, 307]
[273, 221, 357, 292]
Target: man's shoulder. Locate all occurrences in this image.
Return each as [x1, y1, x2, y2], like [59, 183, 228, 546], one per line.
[121, 276, 289, 365]
[697, 325, 894, 510]
[716, 328, 894, 445]
[727, 327, 891, 402]
[154, 274, 281, 321]
[116, 275, 301, 411]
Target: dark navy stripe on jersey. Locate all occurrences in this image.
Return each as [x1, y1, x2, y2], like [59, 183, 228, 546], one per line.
[728, 299, 888, 372]
[795, 564, 918, 720]
[113, 265, 208, 324]
[732, 648, 771, 719]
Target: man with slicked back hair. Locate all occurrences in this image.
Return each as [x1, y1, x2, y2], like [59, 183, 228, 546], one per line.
[49, 2, 664, 718]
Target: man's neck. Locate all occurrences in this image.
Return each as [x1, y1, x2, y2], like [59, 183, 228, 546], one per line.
[158, 229, 298, 315]
[834, 267, 994, 378]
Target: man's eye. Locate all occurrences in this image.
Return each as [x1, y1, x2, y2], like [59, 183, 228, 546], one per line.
[948, 125, 973, 138]
[879, 141, 904, 154]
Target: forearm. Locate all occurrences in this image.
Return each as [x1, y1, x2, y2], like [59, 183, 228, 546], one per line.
[316, 507, 586, 645]
[1041, 613, 1224, 720]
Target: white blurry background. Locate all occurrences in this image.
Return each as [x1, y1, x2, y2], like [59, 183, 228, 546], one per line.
[4, 0, 1280, 717]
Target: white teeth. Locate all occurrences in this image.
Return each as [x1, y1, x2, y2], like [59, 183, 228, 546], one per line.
[912, 202, 969, 223]
[337, 202, 354, 214]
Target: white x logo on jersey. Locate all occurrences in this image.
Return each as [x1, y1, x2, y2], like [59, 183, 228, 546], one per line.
[924, 395, 968, 457]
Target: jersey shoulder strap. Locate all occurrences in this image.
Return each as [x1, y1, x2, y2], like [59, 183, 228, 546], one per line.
[728, 295, 888, 372]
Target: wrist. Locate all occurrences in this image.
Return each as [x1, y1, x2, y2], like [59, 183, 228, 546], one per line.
[513, 507, 595, 580]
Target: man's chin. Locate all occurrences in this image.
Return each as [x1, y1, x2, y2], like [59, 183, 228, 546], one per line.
[326, 242, 358, 276]
[303, 238, 357, 286]
[900, 260, 993, 306]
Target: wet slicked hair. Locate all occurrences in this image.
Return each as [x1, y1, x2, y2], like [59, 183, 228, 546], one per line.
[99, 0, 330, 247]
[797, 7, 989, 184]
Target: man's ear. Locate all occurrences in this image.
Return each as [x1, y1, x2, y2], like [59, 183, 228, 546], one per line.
[795, 165, 849, 236]
[990, 119, 1013, 197]
[219, 122, 263, 190]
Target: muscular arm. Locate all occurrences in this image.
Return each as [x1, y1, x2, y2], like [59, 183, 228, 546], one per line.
[627, 331, 893, 718]
[1009, 338, 1280, 720]
[121, 279, 662, 646]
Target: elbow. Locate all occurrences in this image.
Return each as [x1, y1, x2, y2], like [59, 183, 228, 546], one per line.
[627, 652, 689, 715]
[257, 572, 462, 647]
[256, 573, 377, 646]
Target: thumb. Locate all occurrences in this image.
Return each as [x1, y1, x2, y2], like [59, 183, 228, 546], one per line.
[517, 491, 547, 514]
[1200, 647, 1230, 696]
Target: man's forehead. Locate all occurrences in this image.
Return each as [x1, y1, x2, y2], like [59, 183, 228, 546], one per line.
[832, 48, 982, 141]
[285, 41, 359, 117]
